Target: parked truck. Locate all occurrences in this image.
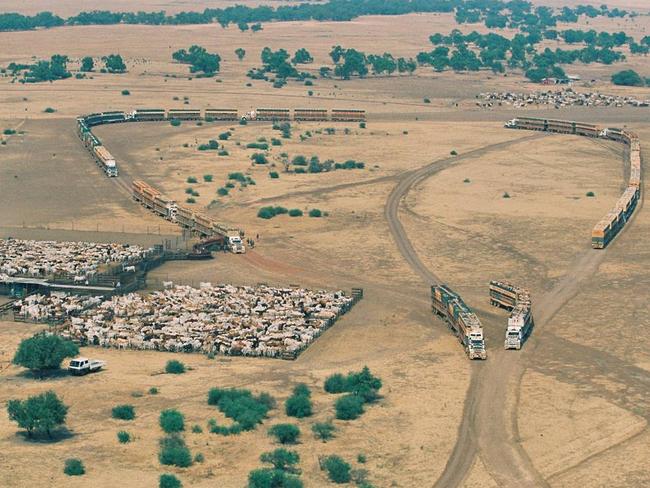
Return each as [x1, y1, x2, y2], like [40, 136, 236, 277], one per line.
[68, 357, 106, 375]
[228, 234, 246, 254]
[489, 280, 534, 350]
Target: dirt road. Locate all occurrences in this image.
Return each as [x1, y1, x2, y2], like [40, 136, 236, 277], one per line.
[383, 132, 635, 487]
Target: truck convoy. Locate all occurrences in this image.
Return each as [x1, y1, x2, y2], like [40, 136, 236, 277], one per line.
[489, 280, 534, 350]
[431, 285, 487, 360]
[505, 117, 641, 249]
[131, 180, 245, 253]
[68, 357, 105, 375]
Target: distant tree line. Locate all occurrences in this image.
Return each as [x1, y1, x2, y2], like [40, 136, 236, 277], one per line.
[0, 1, 633, 32]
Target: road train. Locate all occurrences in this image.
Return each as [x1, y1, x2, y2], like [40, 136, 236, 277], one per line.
[489, 280, 534, 350]
[131, 180, 245, 253]
[431, 285, 487, 360]
[505, 117, 642, 249]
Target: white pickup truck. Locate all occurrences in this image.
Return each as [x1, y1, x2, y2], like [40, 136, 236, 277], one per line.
[68, 357, 106, 375]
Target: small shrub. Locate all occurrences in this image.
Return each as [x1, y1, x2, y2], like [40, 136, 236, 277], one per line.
[450, 150, 458, 156]
[260, 448, 300, 472]
[203, 174, 213, 182]
[288, 209, 303, 217]
[269, 171, 279, 179]
[225, 182, 235, 189]
[186, 197, 196, 204]
[160, 409, 185, 433]
[357, 453, 367, 464]
[424, 97, 431, 103]
[193, 453, 204, 463]
[3, 129, 16, 135]
[218, 131, 231, 140]
[240, 118, 248, 125]
[308, 208, 322, 218]
[149, 387, 159, 395]
[586, 191, 595, 197]
[247, 142, 269, 150]
[121, 89, 130, 96]
[248, 468, 303, 488]
[285, 393, 312, 418]
[191, 424, 203, 434]
[251, 153, 268, 164]
[359, 122, 366, 129]
[321, 455, 351, 483]
[271, 138, 282, 146]
[64, 458, 85, 476]
[335, 394, 364, 420]
[131, 391, 143, 398]
[312, 421, 336, 441]
[268, 424, 300, 444]
[463, 178, 470, 183]
[218, 149, 229, 156]
[112, 404, 135, 421]
[324, 373, 347, 393]
[170, 119, 181, 127]
[43, 107, 56, 113]
[159, 435, 192, 468]
[159, 474, 182, 488]
[165, 360, 186, 374]
[503, 192, 511, 199]
[217, 187, 229, 196]
[117, 431, 131, 443]
[207, 388, 274, 432]
[186, 176, 197, 184]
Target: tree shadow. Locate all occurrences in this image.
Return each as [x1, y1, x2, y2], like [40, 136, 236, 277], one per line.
[16, 427, 76, 444]
[15, 369, 70, 381]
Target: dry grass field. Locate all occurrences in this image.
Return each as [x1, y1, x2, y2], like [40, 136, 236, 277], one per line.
[0, 1, 649, 487]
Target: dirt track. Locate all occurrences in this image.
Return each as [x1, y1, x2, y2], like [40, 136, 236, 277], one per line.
[385, 131, 641, 487]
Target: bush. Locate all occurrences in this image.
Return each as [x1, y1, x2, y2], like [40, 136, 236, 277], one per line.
[324, 373, 347, 393]
[64, 458, 85, 476]
[247, 142, 269, 150]
[320, 455, 351, 483]
[269, 171, 279, 179]
[463, 178, 470, 183]
[186, 176, 197, 184]
[260, 448, 300, 472]
[43, 107, 56, 113]
[207, 387, 273, 432]
[218, 131, 231, 140]
[170, 119, 181, 127]
[218, 149, 229, 156]
[7, 390, 68, 438]
[159, 435, 192, 467]
[12, 332, 78, 378]
[450, 150, 458, 156]
[191, 424, 203, 433]
[165, 360, 186, 374]
[285, 393, 312, 418]
[586, 191, 595, 197]
[159, 474, 182, 488]
[359, 122, 366, 129]
[112, 404, 135, 421]
[288, 209, 303, 217]
[217, 187, 229, 196]
[308, 209, 322, 218]
[251, 153, 268, 164]
[257, 206, 288, 219]
[357, 453, 367, 463]
[149, 387, 159, 395]
[335, 394, 365, 420]
[268, 423, 300, 444]
[292, 155, 307, 166]
[194, 453, 204, 463]
[121, 89, 130, 95]
[117, 430, 131, 443]
[312, 421, 336, 441]
[248, 468, 303, 488]
[503, 192, 511, 198]
[611, 69, 644, 87]
[271, 138, 282, 146]
[186, 197, 196, 204]
[160, 409, 185, 433]
[240, 118, 248, 125]
[225, 182, 235, 189]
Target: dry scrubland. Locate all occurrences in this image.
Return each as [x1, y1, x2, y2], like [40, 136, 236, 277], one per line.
[0, 3, 649, 488]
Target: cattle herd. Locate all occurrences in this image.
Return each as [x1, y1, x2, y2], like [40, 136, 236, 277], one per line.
[0, 239, 151, 280]
[478, 89, 649, 109]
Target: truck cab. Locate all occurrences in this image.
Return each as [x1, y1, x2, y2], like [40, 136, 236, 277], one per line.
[68, 357, 105, 375]
[105, 161, 118, 177]
[504, 326, 522, 350]
[467, 330, 487, 360]
[228, 235, 246, 254]
[504, 119, 518, 129]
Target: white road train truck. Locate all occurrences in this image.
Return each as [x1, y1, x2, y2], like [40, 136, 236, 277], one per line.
[489, 280, 534, 350]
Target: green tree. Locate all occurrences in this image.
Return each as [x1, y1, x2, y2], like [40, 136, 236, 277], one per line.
[63, 458, 85, 476]
[235, 48, 246, 61]
[335, 394, 364, 420]
[7, 390, 68, 438]
[102, 54, 127, 73]
[160, 409, 185, 433]
[611, 69, 644, 86]
[268, 424, 300, 444]
[159, 435, 192, 467]
[260, 448, 300, 472]
[312, 421, 336, 441]
[12, 333, 78, 378]
[80, 56, 94, 72]
[160, 474, 182, 488]
[292, 48, 313, 64]
[165, 360, 186, 374]
[320, 455, 351, 483]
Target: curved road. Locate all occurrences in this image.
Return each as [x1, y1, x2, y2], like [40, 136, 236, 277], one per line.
[383, 132, 629, 487]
